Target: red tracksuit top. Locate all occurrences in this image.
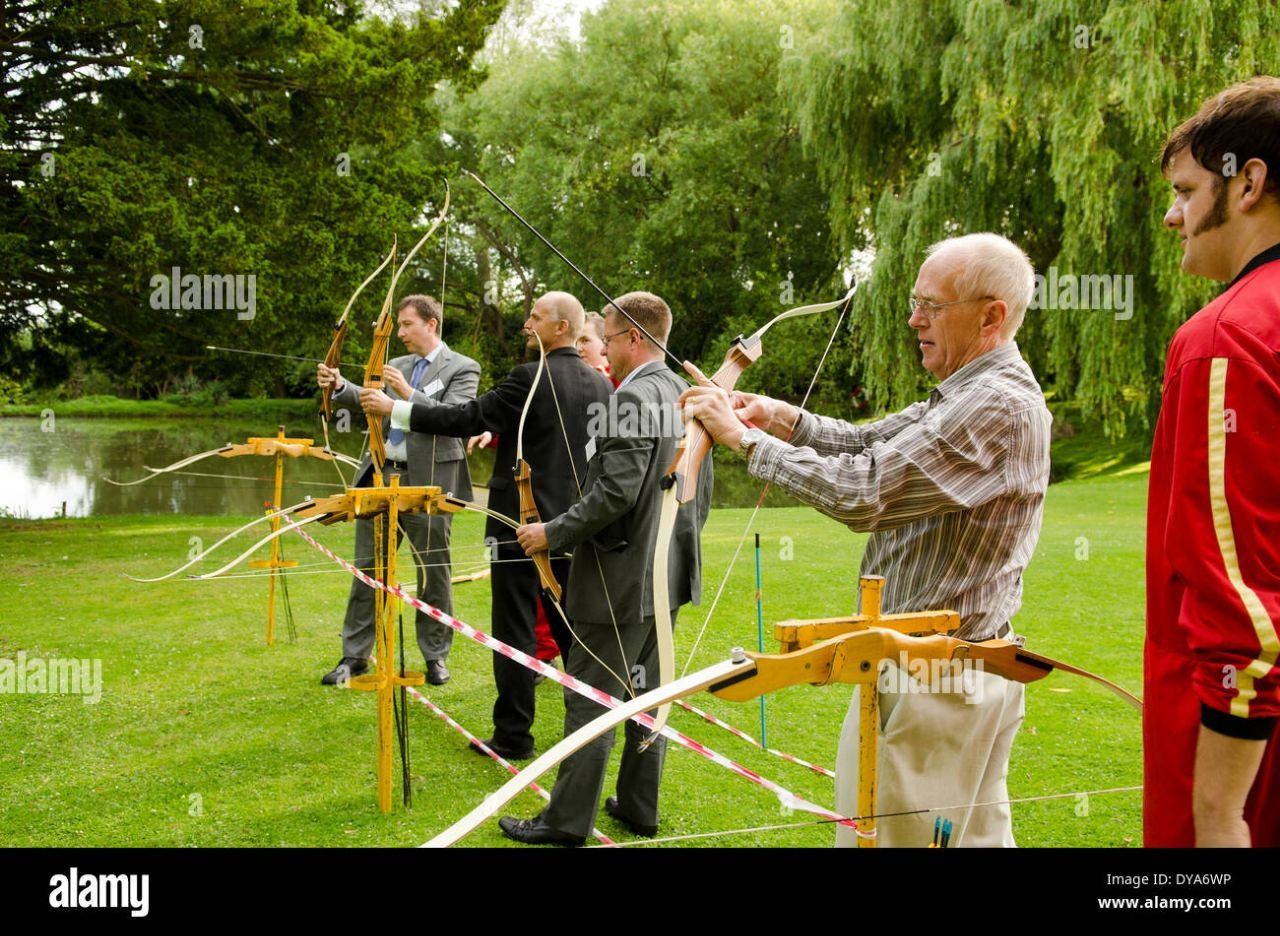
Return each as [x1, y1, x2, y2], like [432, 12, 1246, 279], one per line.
[1144, 243, 1280, 846]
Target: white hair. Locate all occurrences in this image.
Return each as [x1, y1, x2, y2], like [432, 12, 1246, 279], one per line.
[924, 233, 1035, 337]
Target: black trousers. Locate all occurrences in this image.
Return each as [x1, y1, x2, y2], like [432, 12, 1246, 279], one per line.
[542, 611, 673, 838]
[489, 543, 573, 751]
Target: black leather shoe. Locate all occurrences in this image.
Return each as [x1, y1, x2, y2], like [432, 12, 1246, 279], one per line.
[469, 737, 533, 760]
[321, 657, 368, 686]
[426, 660, 451, 685]
[498, 816, 584, 847]
[605, 796, 657, 837]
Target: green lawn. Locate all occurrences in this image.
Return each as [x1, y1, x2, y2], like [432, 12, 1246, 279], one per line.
[0, 470, 1146, 847]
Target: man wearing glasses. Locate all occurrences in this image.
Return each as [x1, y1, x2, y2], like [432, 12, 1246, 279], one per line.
[681, 233, 1051, 847]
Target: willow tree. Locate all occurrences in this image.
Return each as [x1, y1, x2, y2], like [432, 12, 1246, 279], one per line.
[786, 0, 1280, 436]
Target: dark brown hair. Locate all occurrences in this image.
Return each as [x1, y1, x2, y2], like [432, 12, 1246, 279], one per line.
[397, 294, 443, 328]
[1161, 77, 1280, 196]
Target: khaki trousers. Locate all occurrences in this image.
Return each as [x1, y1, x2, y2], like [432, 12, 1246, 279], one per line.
[834, 665, 1025, 847]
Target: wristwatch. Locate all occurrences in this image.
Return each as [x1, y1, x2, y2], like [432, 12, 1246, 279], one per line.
[739, 427, 767, 459]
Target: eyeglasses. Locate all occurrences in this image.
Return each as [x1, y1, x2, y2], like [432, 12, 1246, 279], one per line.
[909, 295, 995, 319]
[603, 329, 632, 344]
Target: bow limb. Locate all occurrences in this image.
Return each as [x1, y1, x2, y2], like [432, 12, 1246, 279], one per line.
[383, 181, 451, 305]
[666, 285, 858, 504]
[442, 496, 521, 532]
[361, 184, 454, 473]
[422, 656, 750, 848]
[643, 287, 858, 743]
[707, 629, 1143, 713]
[742, 285, 858, 345]
[117, 441, 361, 488]
[126, 499, 315, 582]
[642, 481, 681, 747]
[322, 239, 398, 423]
[186, 513, 330, 581]
[514, 331, 562, 600]
[962, 642, 1144, 711]
[103, 445, 238, 487]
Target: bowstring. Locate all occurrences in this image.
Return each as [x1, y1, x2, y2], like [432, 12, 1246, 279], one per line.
[543, 350, 636, 699]
[680, 293, 852, 676]
[585, 784, 1144, 848]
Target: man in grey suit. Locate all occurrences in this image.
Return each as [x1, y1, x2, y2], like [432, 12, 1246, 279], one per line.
[499, 291, 713, 846]
[315, 294, 480, 687]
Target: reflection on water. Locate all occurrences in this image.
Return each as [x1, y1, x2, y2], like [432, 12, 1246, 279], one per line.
[1, 418, 414, 518]
[0, 417, 794, 518]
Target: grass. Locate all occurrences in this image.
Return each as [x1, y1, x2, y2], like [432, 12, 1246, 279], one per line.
[1048, 403, 1152, 482]
[0, 469, 1147, 848]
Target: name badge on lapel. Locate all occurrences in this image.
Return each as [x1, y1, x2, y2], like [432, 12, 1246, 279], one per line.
[421, 378, 444, 398]
[585, 436, 598, 462]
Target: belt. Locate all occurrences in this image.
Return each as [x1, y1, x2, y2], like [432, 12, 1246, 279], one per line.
[384, 459, 409, 471]
[964, 622, 1012, 641]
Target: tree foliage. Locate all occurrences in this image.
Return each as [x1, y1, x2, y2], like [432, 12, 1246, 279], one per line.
[786, 0, 1280, 436]
[446, 0, 850, 408]
[2, 0, 504, 396]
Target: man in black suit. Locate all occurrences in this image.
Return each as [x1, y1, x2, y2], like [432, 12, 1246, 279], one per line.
[361, 291, 612, 759]
[498, 291, 713, 845]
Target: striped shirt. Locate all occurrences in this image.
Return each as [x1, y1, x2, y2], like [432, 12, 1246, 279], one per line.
[747, 341, 1051, 640]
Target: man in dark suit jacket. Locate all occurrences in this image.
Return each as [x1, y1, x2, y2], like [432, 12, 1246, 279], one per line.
[498, 291, 713, 845]
[316, 294, 480, 687]
[361, 291, 613, 759]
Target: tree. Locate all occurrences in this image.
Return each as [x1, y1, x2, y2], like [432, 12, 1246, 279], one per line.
[785, 0, 1280, 436]
[2, 0, 505, 396]
[446, 0, 850, 409]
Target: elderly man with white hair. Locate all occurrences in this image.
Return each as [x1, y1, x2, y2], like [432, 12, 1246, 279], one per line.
[681, 232, 1050, 847]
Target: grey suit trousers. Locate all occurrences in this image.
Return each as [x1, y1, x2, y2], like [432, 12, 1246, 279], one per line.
[541, 610, 677, 839]
[340, 474, 456, 664]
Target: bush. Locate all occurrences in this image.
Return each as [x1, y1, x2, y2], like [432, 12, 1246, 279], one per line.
[161, 374, 229, 407]
[0, 376, 25, 405]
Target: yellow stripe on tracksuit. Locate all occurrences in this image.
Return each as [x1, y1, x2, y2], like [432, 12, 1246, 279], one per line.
[1206, 358, 1280, 717]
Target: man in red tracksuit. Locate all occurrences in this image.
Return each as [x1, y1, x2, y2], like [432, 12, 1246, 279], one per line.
[1146, 77, 1280, 847]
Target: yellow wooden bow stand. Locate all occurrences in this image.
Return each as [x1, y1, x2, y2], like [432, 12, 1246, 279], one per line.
[710, 575, 961, 847]
[298, 475, 464, 812]
[238, 425, 353, 645]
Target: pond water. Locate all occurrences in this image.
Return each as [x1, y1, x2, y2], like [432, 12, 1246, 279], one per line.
[0, 417, 791, 518]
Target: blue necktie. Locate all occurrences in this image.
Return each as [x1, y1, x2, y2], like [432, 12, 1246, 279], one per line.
[387, 356, 429, 447]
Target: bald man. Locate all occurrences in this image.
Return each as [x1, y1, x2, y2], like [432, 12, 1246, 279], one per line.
[363, 291, 613, 759]
[682, 234, 1051, 847]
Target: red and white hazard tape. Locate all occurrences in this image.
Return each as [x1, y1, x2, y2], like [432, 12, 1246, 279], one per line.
[673, 699, 837, 779]
[295, 526, 856, 832]
[403, 684, 617, 846]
